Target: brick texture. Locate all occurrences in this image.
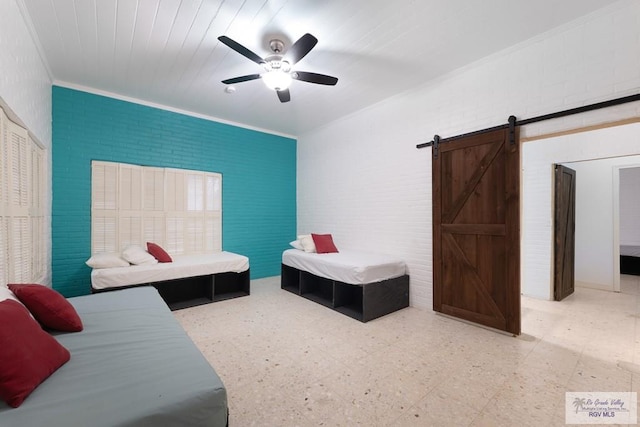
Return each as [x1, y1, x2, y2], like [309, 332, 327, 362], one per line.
[298, 0, 640, 309]
[52, 87, 296, 297]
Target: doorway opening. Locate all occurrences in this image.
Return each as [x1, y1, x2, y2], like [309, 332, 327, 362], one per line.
[521, 122, 640, 301]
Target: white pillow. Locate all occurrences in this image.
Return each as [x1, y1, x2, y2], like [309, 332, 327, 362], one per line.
[1, 285, 33, 317]
[297, 234, 316, 253]
[0, 286, 21, 304]
[121, 245, 158, 266]
[289, 240, 304, 250]
[86, 252, 130, 269]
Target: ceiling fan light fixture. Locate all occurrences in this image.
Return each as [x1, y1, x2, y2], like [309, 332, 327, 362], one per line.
[218, 33, 337, 102]
[262, 69, 292, 91]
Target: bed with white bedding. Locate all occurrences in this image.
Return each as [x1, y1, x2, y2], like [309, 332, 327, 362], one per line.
[282, 249, 406, 285]
[281, 249, 409, 322]
[621, 245, 640, 276]
[91, 252, 250, 309]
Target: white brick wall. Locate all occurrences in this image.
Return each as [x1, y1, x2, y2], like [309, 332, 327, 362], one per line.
[298, 0, 640, 309]
[0, 0, 53, 285]
[0, 0, 52, 146]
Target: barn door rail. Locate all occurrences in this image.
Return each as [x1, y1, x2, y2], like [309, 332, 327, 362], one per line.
[417, 92, 640, 150]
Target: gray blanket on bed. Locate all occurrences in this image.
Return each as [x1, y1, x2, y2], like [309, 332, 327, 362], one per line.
[0, 287, 227, 427]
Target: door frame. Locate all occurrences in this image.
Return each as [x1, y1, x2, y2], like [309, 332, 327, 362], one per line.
[613, 165, 622, 292]
[613, 163, 640, 292]
[521, 123, 640, 300]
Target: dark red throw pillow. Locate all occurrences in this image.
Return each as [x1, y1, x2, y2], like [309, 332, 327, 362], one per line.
[147, 242, 172, 263]
[311, 233, 339, 254]
[0, 299, 71, 408]
[8, 284, 83, 332]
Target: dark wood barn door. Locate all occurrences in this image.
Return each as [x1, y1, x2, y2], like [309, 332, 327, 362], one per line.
[553, 164, 576, 301]
[433, 128, 520, 335]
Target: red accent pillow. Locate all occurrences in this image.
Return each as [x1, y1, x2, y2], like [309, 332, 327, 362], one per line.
[0, 299, 71, 407]
[147, 242, 172, 263]
[311, 233, 339, 254]
[8, 284, 83, 332]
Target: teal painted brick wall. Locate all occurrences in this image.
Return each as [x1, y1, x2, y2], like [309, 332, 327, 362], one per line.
[52, 86, 296, 297]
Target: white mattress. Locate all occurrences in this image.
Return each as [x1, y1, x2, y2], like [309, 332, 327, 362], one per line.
[91, 251, 249, 290]
[282, 249, 406, 285]
[621, 245, 640, 257]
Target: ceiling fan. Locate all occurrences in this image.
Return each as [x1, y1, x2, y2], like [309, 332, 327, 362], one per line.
[217, 33, 338, 103]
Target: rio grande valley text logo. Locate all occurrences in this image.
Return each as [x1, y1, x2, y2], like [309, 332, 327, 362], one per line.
[566, 392, 637, 424]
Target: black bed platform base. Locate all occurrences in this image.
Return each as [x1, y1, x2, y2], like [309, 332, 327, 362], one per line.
[281, 264, 409, 322]
[92, 269, 250, 310]
[621, 256, 640, 276]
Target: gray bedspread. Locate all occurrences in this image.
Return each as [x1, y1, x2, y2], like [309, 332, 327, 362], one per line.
[0, 287, 227, 427]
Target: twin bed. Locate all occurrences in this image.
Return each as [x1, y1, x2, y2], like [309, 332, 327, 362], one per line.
[0, 287, 228, 427]
[91, 252, 250, 310]
[2, 246, 408, 424]
[90, 248, 410, 323]
[281, 248, 410, 322]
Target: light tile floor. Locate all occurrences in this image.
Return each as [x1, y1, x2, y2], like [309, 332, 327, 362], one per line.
[173, 275, 640, 426]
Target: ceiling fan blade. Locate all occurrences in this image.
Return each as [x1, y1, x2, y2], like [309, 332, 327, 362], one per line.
[218, 36, 265, 65]
[283, 33, 318, 65]
[277, 89, 291, 103]
[293, 71, 338, 86]
[221, 74, 261, 84]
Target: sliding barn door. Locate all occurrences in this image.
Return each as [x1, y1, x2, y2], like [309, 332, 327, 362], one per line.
[432, 128, 520, 335]
[553, 164, 576, 301]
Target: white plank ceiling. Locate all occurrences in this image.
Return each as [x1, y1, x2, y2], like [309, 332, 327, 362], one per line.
[21, 0, 616, 136]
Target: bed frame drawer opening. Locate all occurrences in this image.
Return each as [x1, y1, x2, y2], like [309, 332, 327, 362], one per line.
[333, 282, 364, 321]
[155, 276, 214, 310]
[212, 270, 251, 301]
[299, 272, 334, 307]
[281, 264, 301, 294]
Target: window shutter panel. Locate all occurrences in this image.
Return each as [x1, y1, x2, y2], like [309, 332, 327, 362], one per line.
[143, 167, 165, 246]
[91, 163, 221, 256]
[187, 173, 204, 211]
[166, 169, 187, 253]
[9, 121, 28, 214]
[205, 174, 222, 251]
[6, 120, 31, 282]
[0, 112, 8, 211]
[144, 216, 165, 246]
[204, 215, 221, 252]
[118, 164, 143, 248]
[11, 217, 30, 282]
[0, 108, 46, 283]
[144, 167, 164, 211]
[30, 142, 42, 211]
[0, 218, 7, 285]
[93, 217, 117, 253]
[92, 162, 118, 210]
[31, 216, 44, 279]
[166, 217, 184, 254]
[185, 216, 204, 253]
[92, 162, 119, 253]
[29, 138, 45, 280]
[119, 216, 143, 249]
[119, 164, 142, 210]
[165, 170, 185, 212]
[206, 175, 221, 211]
